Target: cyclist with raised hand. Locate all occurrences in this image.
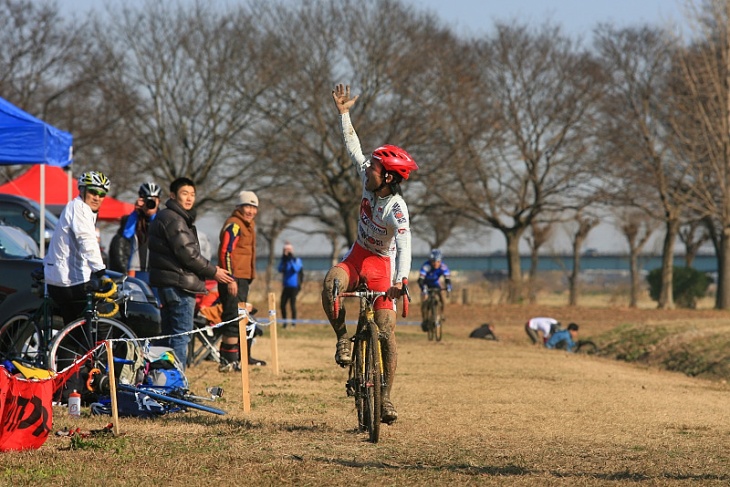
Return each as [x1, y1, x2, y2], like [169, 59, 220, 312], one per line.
[417, 249, 452, 331]
[322, 83, 419, 425]
[44, 171, 110, 325]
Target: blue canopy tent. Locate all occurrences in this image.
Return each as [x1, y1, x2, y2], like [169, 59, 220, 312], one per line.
[0, 96, 73, 257]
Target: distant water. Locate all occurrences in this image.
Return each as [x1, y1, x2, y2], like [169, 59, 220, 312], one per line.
[258, 254, 718, 273]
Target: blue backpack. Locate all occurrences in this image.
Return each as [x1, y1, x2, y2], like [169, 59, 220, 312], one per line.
[142, 346, 189, 393]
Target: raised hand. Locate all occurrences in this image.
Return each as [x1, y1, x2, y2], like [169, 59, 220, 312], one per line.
[332, 83, 359, 114]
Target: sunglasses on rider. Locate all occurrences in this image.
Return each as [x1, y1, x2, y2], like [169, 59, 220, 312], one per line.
[86, 188, 107, 197]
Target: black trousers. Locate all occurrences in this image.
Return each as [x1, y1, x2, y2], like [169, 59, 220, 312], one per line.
[47, 282, 88, 325]
[280, 286, 299, 323]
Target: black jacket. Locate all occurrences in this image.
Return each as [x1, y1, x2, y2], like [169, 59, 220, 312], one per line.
[108, 215, 131, 273]
[148, 198, 216, 293]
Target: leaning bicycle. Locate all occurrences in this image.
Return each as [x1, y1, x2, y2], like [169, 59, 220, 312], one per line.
[332, 278, 409, 443]
[422, 288, 443, 342]
[0, 273, 141, 402]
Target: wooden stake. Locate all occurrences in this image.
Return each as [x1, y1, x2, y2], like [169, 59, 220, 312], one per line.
[238, 302, 251, 413]
[268, 293, 279, 375]
[105, 340, 120, 436]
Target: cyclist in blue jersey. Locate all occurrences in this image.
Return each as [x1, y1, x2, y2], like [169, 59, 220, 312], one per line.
[417, 249, 452, 330]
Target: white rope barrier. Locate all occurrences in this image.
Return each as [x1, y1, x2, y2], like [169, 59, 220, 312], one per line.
[106, 306, 268, 345]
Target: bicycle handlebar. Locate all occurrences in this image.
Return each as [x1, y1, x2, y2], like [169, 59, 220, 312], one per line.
[333, 278, 410, 319]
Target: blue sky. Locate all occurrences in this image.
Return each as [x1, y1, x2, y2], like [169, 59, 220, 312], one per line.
[60, 0, 686, 38]
[412, 0, 684, 38]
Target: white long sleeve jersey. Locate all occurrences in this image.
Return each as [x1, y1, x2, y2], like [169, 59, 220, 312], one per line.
[340, 112, 412, 284]
[44, 196, 105, 287]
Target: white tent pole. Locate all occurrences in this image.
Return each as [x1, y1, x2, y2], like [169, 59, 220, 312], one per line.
[40, 164, 46, 258]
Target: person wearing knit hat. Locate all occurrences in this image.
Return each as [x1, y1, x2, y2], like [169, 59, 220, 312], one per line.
[217, 190, 266, 370]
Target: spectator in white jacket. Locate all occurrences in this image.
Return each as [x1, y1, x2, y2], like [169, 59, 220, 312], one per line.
[44, 171, 110, 325]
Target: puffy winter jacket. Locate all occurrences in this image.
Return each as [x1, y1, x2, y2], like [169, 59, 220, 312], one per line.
[148, 198, 216, 293]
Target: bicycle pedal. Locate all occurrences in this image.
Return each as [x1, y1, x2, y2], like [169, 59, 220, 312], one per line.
[345, 380, 356, 397]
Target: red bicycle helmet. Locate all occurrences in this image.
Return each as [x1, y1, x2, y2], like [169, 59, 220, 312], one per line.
[371, 144, 419, 180]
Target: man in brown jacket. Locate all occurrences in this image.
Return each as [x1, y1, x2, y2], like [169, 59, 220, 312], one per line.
[217, 190, 264, 371]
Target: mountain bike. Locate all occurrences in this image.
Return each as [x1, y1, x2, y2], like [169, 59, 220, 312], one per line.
[575, 340, 599, 354]
[332, 278, 410, 443]
[422, 288, 444, 342]
[0, 273, 140, 402]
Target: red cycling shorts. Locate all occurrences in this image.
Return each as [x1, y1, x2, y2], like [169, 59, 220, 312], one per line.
[336, 242, 396, 311]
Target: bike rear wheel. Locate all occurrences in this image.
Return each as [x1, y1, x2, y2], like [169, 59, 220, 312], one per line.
[0, 314, 46, 368]
[363, 320, 382, 443]
[48, 317, 140, 403]
[426, 299, 437, 341]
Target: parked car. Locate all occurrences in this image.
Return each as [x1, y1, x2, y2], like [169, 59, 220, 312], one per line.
[0, 193, 58, 249]
[0, 223, 160, 338]
[0, 221, 40, 257]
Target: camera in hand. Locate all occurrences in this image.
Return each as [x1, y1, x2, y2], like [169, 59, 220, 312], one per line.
[144, 198, 158, 210]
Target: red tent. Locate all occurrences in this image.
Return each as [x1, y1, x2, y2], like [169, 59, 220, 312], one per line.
[0, 165, 134, 221]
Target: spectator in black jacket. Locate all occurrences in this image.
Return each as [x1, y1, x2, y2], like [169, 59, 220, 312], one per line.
[148, 177, 233, 366]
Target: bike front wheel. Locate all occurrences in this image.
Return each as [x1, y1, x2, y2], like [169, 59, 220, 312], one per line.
[0, 314, 46, 368]
[426, 299, 437, 341]
[363, 320, 382, 443]
[48, 317, 140, 403]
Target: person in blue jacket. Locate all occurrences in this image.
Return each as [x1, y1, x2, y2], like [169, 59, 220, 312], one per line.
[545, 323, 579, 352]
[278, 242, 303, 328]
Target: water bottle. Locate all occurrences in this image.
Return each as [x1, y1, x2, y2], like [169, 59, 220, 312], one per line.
[68, 390, 81, 417]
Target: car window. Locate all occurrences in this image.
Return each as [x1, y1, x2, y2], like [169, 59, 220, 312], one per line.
[0, 226, 36, 259]
[0, 203, 36, 237]
[0, 200, 58, 245]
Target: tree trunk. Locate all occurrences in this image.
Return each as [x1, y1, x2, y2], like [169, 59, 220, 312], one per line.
[568, 250, 581, 306]
[718, 226, 730, 309]
[629, 247, 640, 308]
[528, 248, 539, 304]
[505, 232, 523, 303]
[658, 218, 679, 309]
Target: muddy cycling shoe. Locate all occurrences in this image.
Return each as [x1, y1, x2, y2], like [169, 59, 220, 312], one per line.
[381, 399, 398, 424]
[335, 337, 352, 366]
[218, 360, 242, 373]
[248, 357, 267, 366]
[420, 321, 428, 332]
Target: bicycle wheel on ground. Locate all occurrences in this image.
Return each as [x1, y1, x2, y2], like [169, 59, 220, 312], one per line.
[363, 320, 382, 443]
[575, 340, 598, 355]
[48, 317, 140, 403]
[426, 299, 437, 341]
[351, 336, 366, 433]
[434, 317, 443, 342]
[0, 314, 46, 368]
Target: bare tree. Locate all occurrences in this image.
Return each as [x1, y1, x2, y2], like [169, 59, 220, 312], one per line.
[617, 210, 657, 307]
[525, 220, 553, 303]
[93, 1, 283, 209]
[566, 210, 600, 306]
[670, 0, 730, 308]
[679, 218, 711, 266]
[250, 0, 462, 256]
[437, 22, 604, 303]
[594, 24, 694, 309]
[0, 0, 121, 187]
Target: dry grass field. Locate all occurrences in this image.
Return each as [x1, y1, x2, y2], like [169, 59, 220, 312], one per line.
[2, 296, 730, 486]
